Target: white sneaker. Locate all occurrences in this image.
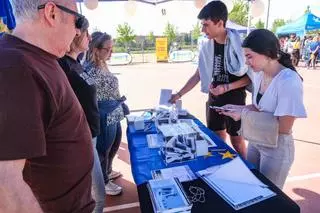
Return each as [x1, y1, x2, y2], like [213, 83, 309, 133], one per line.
[108, 170, 122, 180]
[105, 181, 122, 196]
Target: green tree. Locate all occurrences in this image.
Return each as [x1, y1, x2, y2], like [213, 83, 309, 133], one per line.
[228, 0, 248, 26]
[191, 21, 201, 41]
[147, 31, 155, 44]
[255, 19, 265, 29]
[163, 22, 178, 47]
[271, 19, 286, 33]
[116, 22, 136, 49]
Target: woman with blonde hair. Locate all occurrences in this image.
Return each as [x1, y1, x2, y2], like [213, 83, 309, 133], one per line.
[84, 32, 125, 195]
[58, 19, 105, 213]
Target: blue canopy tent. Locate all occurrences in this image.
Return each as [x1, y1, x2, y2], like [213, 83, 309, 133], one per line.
[0, 0, 16, 35]
[276, 12, 320, 36]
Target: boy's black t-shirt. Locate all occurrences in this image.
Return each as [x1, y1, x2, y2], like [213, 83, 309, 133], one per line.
[58, 55, 100, 138]
[211, 40, 246, 101]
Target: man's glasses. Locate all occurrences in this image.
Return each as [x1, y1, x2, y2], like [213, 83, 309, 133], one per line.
[37, 3, 87, 30]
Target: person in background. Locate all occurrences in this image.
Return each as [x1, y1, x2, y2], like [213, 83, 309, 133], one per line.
[278, 36, 286, 51]
[84, 32, 124, 196]
[308, 36, 320, 69]
[283, 37, 289, 53]
[292, 36, 301, 66]
[169, 1, 250, 158]
[219, 29, 307, 189]
[285, 34, 295, 60]
[0, 1, 95, 212]
[58, 18, 105, 213]
[303, 36, 313, 68]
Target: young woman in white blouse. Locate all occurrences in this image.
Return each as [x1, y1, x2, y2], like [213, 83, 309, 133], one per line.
[219, 29, 307, 189]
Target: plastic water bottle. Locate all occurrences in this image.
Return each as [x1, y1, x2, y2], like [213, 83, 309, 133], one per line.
[170, 104, 178, 123]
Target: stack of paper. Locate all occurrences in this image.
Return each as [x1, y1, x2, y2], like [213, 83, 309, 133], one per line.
[197, 157, 276, 210]
[159, 89, 172, 107]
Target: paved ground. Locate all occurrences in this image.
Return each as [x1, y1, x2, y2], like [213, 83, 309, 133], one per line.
[103, 61, 320, 213]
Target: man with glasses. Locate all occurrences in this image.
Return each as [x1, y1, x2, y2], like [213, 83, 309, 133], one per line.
[169, 1, 250, 158]
[0, 1, 95, 212]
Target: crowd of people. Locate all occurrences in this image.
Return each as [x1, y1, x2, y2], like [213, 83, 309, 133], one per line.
[280, 33, 320, 69]
[0, 0, 307, 212]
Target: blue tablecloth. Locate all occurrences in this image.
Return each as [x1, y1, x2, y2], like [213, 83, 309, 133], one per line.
[127, 116, 252, 185]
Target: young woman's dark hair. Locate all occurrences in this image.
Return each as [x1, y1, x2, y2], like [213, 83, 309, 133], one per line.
[197, 0, 228, 27]
[242, 29, 297, 72]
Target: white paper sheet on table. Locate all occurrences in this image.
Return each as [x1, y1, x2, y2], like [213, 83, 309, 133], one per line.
[197, 157, 276, 210]
[159, 89, 172, 107]
[151, 165, 196, 182]
[199, 157, 267, 187]
[157, 123, 197, 137]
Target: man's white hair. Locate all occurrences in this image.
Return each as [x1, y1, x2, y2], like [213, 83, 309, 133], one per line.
[9, 0, 70, 22]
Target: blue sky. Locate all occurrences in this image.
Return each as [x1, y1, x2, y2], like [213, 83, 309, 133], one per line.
[78, 0, 320, 37]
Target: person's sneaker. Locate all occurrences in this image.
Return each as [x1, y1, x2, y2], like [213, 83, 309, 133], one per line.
[105, 181, 122, 196]
[108, 170, 122, 180]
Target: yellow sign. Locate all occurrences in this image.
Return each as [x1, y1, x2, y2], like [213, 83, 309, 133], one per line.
[156, 37, 168, 62]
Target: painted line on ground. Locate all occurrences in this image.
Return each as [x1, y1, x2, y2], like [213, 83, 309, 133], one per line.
[103, 202, 140, 212]
[287, 173, 320, 182]
[294, 138, 320, 146]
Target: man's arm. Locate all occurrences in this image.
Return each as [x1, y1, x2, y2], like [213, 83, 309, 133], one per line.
[0, 160, 43, 213]
[210, 75, 251, 96]
[169, 68, 200, 103]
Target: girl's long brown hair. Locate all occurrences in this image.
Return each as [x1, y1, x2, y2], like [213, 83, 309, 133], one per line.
[85, 31, 112, 69]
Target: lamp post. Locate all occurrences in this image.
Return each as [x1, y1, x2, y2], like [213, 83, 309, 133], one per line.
[78, 2, 83, 14]
[265, 0, 271, 29]
[247, 0, 253, 36]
